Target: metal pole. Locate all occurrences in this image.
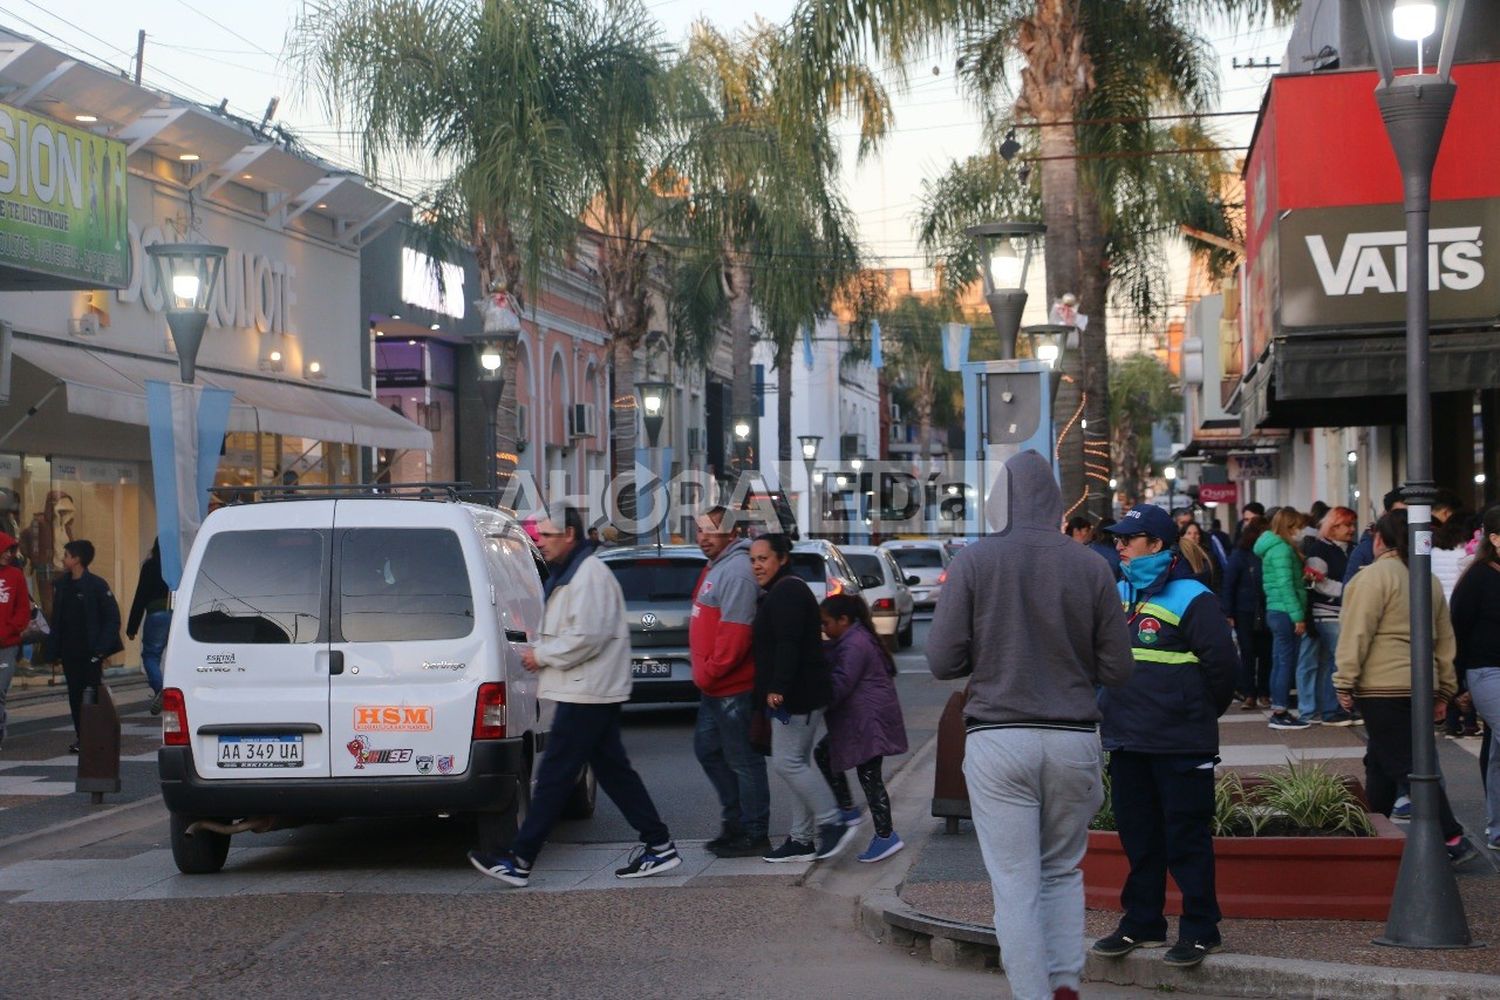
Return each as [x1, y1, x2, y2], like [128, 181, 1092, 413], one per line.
[1372, 70, 1473, 949]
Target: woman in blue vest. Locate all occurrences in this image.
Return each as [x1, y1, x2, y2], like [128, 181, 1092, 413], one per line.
[1091, 504, 1237, 970]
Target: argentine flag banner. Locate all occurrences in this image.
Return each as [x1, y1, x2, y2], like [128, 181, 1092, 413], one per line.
[941, 322, 971, 372]
[146, 380, 233, 589]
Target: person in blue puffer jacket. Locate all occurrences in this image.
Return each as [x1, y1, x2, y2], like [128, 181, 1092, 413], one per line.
[1092, 504, 1238, 971]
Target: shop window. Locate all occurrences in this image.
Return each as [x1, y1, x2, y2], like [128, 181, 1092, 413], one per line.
[189, 529, 328, 644]
[338, 528, 473, 642]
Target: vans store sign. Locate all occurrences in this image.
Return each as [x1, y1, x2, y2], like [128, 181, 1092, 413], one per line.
[0, 103, 129, 288]
[1280, 199, 1500, 331]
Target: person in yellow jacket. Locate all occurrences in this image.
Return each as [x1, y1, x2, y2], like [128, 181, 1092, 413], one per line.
[1333, 509, 1472, 864]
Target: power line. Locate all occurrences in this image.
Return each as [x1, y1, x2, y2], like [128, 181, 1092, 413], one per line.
[168, 0, 279, 59]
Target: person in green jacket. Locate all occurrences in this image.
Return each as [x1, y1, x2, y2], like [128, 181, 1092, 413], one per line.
[1254, 508, 1311, 730]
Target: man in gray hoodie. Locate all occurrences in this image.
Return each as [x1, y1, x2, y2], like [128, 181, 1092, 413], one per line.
[928, 450, 1135, 1000]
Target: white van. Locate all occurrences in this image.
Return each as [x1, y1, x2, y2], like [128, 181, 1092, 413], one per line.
[156, 492, 590, 874]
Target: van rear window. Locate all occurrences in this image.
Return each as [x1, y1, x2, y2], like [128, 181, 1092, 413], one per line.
[339, 528, 474, 642]
[606, 558, 705, 602]
[189, 530, 328, 644]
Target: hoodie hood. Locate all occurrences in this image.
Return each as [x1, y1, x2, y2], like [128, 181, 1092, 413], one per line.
[712, 536, 752, 566]
[991, 450, 1062, 534]
[0, 532, 16, 552]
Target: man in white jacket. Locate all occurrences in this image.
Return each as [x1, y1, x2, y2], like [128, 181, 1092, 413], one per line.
[469, 504, 680, 886]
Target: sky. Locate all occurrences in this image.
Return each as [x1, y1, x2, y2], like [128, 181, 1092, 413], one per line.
[0, 0, 1291, 326]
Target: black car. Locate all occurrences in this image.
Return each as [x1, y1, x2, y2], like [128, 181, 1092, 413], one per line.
[598, 545, 706, 704]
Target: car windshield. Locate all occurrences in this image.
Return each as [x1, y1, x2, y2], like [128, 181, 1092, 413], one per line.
[788, 552, 827, 583]
[607, 558, 704, 602]
[845, 553, 884, 582]
[889, 547, 944, 570]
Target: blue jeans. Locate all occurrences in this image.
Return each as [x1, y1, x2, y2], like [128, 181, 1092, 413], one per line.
[141, 610, 171, 694]
[1295, 619, 1340, 720]
[1266, 611, 1300, 712]
[693, 690, 769, 839]
[1464, 667, 1500, 842]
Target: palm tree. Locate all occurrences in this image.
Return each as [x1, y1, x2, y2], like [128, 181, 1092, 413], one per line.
[290, 0, 663, 486]
[1109, 352, 1178, 505]
[669, 19, 891, 476]
[787, 0, 1295, 514]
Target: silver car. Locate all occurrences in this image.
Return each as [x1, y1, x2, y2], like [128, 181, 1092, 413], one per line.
[597, 545, 707, 704]
[789, 539, 863, 603]
[880, 539, 952, 609]
[839, 544, 916, 648]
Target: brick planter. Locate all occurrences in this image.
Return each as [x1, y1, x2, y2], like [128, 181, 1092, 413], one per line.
[1080, 814, 1405, 920]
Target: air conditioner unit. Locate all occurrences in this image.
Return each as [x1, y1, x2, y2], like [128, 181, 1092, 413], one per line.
[569, 402, 598, 439]
[686, 427, 703, 453]
[68, 314, 100, 337]
[840, 433, 867, 460]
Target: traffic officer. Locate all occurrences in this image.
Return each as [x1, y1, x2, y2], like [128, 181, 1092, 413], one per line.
[1091, 504, 1236, 969]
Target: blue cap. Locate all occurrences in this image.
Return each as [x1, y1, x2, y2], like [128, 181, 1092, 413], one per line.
[1105, 504, 1177, 545]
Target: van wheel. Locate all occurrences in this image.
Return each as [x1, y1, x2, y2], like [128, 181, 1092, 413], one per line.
[898, 619, 914, 649]
[169, 812, 230, 875]
[562, 764, 596, 820]
[475, 753, 533, 854]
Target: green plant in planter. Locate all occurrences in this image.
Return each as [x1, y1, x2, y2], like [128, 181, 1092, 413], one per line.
[1253, 760, 1375, 837]
[1090, 761, 1116, 832]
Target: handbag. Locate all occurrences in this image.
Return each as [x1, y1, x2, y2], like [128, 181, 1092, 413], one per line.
[19, 602, 49, 645]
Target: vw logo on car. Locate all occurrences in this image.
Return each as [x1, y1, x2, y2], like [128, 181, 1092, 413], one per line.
[640, 612, 659, 630]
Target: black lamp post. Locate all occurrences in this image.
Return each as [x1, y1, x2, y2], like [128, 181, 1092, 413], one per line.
[733, 414, 755, 476]
[1360, 0, 1475, 950]
[145, 242, 227, 384]
[965, 222, 1045, 360]
[475, 341, 504, 496]
[799, 434, 822, 537]
[638, 379, 672, 544]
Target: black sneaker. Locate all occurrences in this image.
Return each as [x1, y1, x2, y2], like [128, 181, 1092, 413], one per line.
[468, 849, 530, 887]
[709, 833, 771, 858]
[1090, 930, 1166, 958]
[1268, 711, 1310, 731]
[615, 842, 682, 879]
[815, 821, 860, 860]
[149, 690, 164, 716]
[762, 838, 816, 863]
[705, 825, 742, 854]
[1162, 939, 1220, 967]
[1447, 837, 1479, 867]
[67, 742, 80, 754]
[1323, 710, 1357, 727]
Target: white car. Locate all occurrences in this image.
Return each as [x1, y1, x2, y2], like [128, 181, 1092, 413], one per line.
[880, 539, 952, 610]
[789, 539, 863, 603]
[839, 544, 916, 648]
[157, 490, 592, 874]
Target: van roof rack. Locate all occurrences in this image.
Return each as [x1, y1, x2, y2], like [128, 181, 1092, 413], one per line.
[215, 482, 477, 503]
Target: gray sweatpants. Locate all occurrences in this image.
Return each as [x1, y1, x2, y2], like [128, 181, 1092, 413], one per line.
[963, 727, 1103, 1000]
[0, 645, 15, 744]
[770, 709, 840, 844]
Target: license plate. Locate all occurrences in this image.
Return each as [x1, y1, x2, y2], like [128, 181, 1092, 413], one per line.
[217, 735, 304, 769]
[632, 659, 673, 679]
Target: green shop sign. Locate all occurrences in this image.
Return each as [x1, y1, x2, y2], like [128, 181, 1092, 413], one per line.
[0, 103, 129, 289]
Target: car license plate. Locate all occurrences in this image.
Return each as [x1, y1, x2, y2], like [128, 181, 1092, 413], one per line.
[217, 735, 304, 769]
[632, 659, 673, 679]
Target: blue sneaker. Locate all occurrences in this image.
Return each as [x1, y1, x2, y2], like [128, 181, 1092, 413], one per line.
[615, 842, 682, 879]
[468, 849, 530, 887]
[1391, 797, 1412, 822]
[838, 806, 863, 828]
[857, 832, 905, 863]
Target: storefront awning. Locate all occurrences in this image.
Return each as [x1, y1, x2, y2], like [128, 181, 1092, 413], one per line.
[10, 337, 432, 451]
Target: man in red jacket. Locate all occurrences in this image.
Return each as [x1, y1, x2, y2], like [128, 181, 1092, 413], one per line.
[690, 507, 768, 857]
[0, 532, 33, 749]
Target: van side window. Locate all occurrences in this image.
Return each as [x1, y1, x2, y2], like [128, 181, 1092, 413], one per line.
[339, 528, 473, 642]
[189, 529, 327, 644]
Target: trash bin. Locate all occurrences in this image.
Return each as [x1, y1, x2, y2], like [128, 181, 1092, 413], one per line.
[931, 688, 970, 833]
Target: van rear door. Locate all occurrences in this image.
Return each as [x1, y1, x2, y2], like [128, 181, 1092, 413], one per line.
[177, 505, 334, 779]
[327, 503, 484, 779]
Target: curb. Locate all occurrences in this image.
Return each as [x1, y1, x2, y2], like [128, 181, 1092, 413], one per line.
[857, 888, 1500, 1000]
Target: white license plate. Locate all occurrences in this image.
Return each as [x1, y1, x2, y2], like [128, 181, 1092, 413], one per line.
[217, 735, 304, 769]
[632, 659, 673, 678]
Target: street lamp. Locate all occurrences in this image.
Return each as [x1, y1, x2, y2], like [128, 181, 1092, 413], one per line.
[146, 242, 227, 384]
[799, 434, 822, 537]
[638, 379, 672, 449]
[1361, 0, 1474, 950]
[1164, 464, 1177, 513]
[474, 341, 505, 495]
[1023, 324, 1069, 368]
[965, 222, 1045, 360]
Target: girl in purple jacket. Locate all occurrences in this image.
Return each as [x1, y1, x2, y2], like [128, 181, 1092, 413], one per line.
[813, 594, 910, 862]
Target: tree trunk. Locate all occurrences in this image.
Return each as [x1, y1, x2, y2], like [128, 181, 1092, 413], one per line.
[1077, 179, 1111, 519]
[914, 362, 935, 478]
[777, 339, 793, 502]
[726, 254, 755, 475]
[610, 335, 638, 541]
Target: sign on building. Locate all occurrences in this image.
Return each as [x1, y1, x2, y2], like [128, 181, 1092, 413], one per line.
[1228, 453, 1278, 480]
[0, 103, 129, 288]
[1198, 482, 1239, 505]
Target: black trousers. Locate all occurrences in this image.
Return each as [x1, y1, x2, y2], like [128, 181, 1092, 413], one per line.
[1355, 697, 1463, 839]
[813, 737, 892, 838]
[62, 655, 101, 738]
[1232, 616, 1271, 699]
[510, 701, 670, 864]
[1109, 750, 1221, 944]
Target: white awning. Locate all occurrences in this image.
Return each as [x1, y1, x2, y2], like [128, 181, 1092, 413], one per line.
[10, 337, 432, 451]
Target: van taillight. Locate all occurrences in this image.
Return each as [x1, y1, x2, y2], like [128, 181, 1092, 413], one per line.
[161, 688, 189, 746]
[473, 683, 507, 740]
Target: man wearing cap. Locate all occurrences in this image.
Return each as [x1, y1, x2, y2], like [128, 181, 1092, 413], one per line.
[1091, 504, 1237, 970]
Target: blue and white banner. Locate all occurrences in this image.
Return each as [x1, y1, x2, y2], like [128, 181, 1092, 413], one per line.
[146, 380, 233, 589]
[801, 325, 814, 370]
[870, 320, 883, 370]
[942, 322, 971, 372]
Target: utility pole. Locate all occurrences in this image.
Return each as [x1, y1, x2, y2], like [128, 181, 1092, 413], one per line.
[134, 30, 145, 86]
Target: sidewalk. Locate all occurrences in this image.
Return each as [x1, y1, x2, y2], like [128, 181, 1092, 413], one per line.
[863, 708, 1500, 998]
[7, 657, 148, 702]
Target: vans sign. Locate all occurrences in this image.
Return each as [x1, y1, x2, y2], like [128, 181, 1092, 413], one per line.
[1279, 198, 1500, 330]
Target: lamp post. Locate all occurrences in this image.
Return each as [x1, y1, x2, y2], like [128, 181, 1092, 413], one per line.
[799, 434, 822, 538]
[474, 342, 504, 497]
[146, 243, 228, 384]
[638, 379, 673, 545]
[733, 414, 755, 478]
[1360, 0, 1475, 950]
[1164, 464, 1177, 513]
[965, 222, 1045, 360]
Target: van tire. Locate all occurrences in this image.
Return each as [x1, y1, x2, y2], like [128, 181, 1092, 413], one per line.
[898, 619, 913, 649]
[474, 753, 533, 854]
[562, 764, 596, 820]
[169, 812, 231, 875]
